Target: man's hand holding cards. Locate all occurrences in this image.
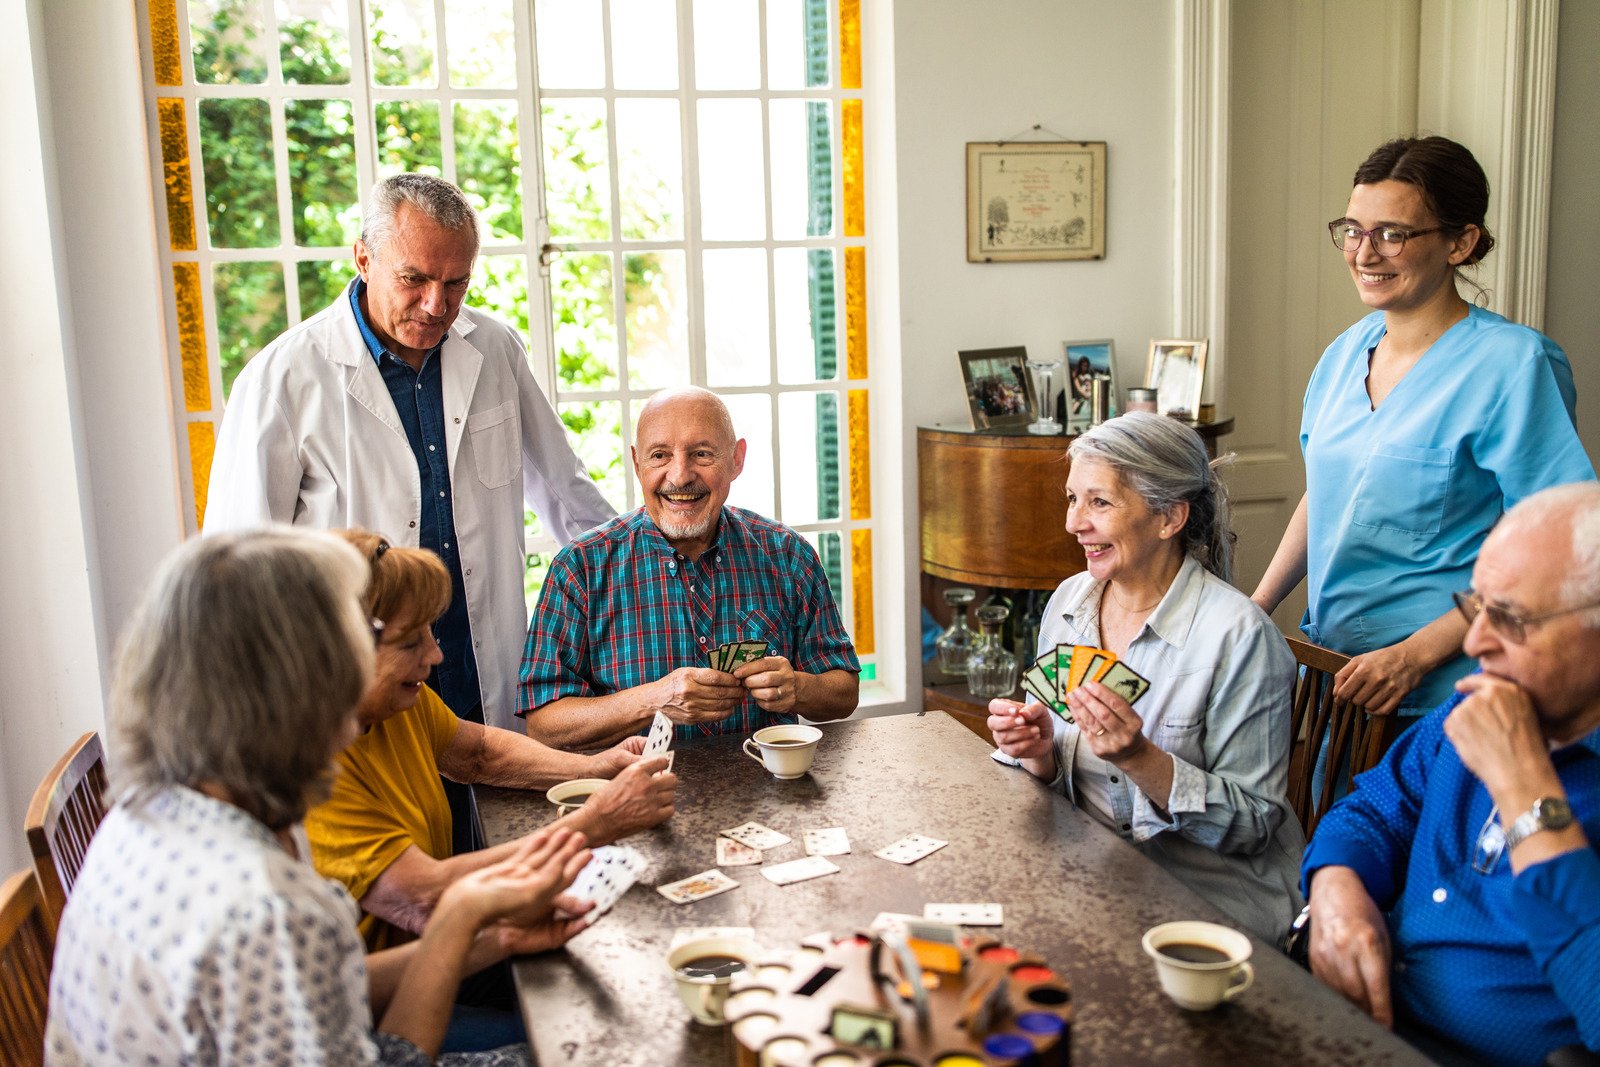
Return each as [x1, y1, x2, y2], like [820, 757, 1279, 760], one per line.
[719, 642, 803, 716]
[651, 665, 745, 726]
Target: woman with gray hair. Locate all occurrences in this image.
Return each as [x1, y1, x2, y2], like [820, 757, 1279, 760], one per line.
[46, 528, 592, 1066]
[988, 412, 1305, 939]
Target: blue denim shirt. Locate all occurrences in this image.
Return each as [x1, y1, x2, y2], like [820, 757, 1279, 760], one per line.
[349, 279, 480, 721]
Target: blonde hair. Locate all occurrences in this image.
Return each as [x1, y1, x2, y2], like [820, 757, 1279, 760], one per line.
[334, 528, 452, 637]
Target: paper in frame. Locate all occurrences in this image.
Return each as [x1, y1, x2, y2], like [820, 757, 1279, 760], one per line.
[966, 141, 1107, 262]
[1144, 339, 1208, 420]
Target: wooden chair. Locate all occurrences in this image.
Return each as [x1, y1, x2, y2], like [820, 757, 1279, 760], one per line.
[1285, 638, 1400, 838]
[0, 869, 55, 1066]
[24, 732, 109, 930]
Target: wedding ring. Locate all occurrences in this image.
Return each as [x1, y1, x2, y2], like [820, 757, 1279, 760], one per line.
[1095, 728, 1107, 737]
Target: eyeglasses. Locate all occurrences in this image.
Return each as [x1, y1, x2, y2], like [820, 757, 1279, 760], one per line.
[1452, 589, 1600, 644]
[369, 617, 386, 647]
[1472, 804, 1505, 874]
[1327, 220, 1445, 257]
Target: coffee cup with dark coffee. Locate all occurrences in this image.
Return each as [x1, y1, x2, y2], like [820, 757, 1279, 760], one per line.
[1141, 920, 1254, 1010]
[667, 935, 760, 1025]
[546, 777, 609, 816]
[741, 724, 822, 779]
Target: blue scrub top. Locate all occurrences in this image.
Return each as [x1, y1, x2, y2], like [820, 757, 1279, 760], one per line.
[1301, 304, 1594, 713]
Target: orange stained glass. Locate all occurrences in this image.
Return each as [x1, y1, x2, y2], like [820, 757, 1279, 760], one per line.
[842, 99, 864, 236]
[172, 263, 211, 412]
[157, 99, 197, 251]
[838, 0, 861, 89]
[188, 421, 216, 528]
[850, 528, 875, 656]
[845, 246, 866, 379]
[848, 387, 871, 520]
[149, 0, 183, 85]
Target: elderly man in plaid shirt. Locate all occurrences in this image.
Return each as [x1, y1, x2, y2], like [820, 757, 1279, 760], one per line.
[518, 387, 860, 747]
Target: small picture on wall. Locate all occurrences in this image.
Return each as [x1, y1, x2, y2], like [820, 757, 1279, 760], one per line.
[958, 346, 1036, 430]
[1062, 339, 1117, 431]
[1145, 339, 1208, 419]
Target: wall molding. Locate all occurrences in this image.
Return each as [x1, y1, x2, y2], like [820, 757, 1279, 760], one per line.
[1173, 0, 1230, 406]
[1498, 0, 1559, 329]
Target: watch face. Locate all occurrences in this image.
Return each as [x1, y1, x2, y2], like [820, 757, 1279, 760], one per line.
[1537, 797, 1575, 829]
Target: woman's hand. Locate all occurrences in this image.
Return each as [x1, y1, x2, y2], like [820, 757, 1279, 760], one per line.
[986, 698, 1055, 763]
[444, 827, 590, 932]
[1068, 680, 1148, 763]
[1333, 643, 1425, 716]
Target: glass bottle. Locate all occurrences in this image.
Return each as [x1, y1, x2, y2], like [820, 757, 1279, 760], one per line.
[1025, 356, 1063, 435]
[967, 604, 1019, 698]
[934, 587, 977, 676]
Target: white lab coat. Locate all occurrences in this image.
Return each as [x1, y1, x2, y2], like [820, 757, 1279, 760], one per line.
[204, 291, 615, 729]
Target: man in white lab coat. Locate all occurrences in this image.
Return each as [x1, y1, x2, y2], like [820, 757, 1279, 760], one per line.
[206, 175, 614, 751]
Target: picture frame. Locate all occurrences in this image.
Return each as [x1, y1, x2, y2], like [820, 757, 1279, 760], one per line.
[829, 1004, 898, 1050]
[966, 141, 1107, 262]
[1144, 339, 1208, 419]
[958, 346, 1036, 430]
[1062, 339, 1117, 432]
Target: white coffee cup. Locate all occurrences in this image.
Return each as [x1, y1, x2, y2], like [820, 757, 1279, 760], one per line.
[667, 935, 760, 1025]
[545, 777, 608, 816]
[741, 724, 822, 779]
[1141, 920, 1254, 1011]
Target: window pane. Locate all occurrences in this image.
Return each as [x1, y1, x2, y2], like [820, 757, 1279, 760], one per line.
[611, 0, 678, 89]
[534, 0, 604, 88]
[374, 100, 442, 176]
[190, 0, 269, 84]
[542, 100, 612, 242]
[813, 529, 844, 605]
[698, 99, 765, 240]
[286, 99, 359, 247]
[778, 390, 839, 523]
[770, 99, 832, 239]
[693, 0, 759, 89]
[703, 249, 770, 387]
[616, 100, 684, 241]
[552, 253, 617, 391]
[624, 250, 688, 389]
[369, 0, 437, 87]
[447, 0, 516, 88]
[296, 258, 356, 320]
[215, 260, 287, 395]
[198, 98, 280, 248]
[469, 253, 531, 343]
[559, 400, 626, 511]
[277, 0, 351, 83]
[765, 0, 805, 89]
[774, 248, 836, 383]
[455, 101, 522, 240]
[722, 393, 774, 519]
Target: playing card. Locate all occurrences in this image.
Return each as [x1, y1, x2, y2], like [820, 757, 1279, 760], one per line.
[868, 912, 919, 939]
[720, 821, 790, 850]
[1021, 663, 1055, 707]
[716, 837, 763, 866]
[565, 845, 648, 919]
[760, 855, 840, 885]
[924, 903, 1004, 926]
[727, 640, 769, 671]
[658, 868, 740, 904]
[803, 827, 851, 856]
[1054, 644, 1076, 701]
[1081, 652, 1110, 688]
[1067, 644, 1108, 692]
[874, 834, 948, 865]
[643, 710, 674, 759]
[1099, 660, 1152, 705]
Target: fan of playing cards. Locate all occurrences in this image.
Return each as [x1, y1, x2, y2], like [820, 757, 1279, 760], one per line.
[1021, 643, 1151, 723]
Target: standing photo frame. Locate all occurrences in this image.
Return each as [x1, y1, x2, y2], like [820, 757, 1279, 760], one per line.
[958, 346, 1036, 430]
[1144, 339, 1208, 419]
[966, 141, 1107, 262]
[1062, 339, 1117, 432]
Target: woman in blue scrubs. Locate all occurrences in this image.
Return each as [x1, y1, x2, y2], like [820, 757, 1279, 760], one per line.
[1251, 136, 1593, 721]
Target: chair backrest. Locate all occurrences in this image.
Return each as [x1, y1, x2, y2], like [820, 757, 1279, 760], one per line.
[1285, 638, 1398, 838]
[24, 732, 109, 930]
[0, 869, 55, 1067]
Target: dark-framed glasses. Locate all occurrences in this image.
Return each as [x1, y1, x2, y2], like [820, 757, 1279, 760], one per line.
[1452, 589, 1600, 644]
[1327, 220, 1445, 257]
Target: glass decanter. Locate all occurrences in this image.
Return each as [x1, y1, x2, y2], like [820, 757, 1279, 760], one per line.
[934, 587, 977, 676]
[967, 603, 1019, 698]
[1025, 356, 1063, 435]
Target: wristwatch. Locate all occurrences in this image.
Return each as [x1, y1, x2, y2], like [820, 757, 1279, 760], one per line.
[1503, 796, 1575, 851]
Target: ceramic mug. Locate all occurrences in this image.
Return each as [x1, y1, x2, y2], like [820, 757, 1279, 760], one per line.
[545, 777, 608, 816]
[1141, 920, 1254, 1011]
[741, 724, 822, 779]
[667, 936, 760, 1025]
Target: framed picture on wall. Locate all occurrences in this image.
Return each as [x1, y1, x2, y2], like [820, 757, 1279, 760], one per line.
[1144, 339, 1208, 419]
[966, 141, 1107, 262]
[1062, 339, 1117, 431]
[958, 345, 1036, 430]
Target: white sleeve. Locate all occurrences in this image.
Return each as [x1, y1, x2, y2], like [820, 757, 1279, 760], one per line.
[510, 342, 616, 543]
[203, 358, 305, 531]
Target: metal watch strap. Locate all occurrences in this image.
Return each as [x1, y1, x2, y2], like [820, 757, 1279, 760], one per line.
[1503, 796, 1574, 851]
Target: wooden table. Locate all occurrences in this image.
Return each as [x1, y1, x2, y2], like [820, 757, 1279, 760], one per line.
[477, 713, 1428, 1066]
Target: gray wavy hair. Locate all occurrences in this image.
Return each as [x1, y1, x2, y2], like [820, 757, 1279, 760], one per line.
[1068, 411, 1237, 582]
[1502, 482, 1600, 626]
[360, 173, 480, 262]
[110, 528, 374, 830]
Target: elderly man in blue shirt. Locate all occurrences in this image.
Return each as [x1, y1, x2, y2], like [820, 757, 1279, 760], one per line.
[1302, 482, 1600, 1066]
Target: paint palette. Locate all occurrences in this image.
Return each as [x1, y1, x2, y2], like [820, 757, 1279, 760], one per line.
[723, 932, 1070, 1066]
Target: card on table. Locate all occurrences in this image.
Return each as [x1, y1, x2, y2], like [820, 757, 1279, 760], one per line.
[868, 912, 919, 939]
[643, 710, 674, 759]
[760, 855, 840, 886]
[874, 834, 948, 865]
[924, 903, 1004, 926]
[1098, 659, 1151, 705]
[803, 827, 851, 856]
[657, 868, 740, 905]
[719, 821, 791, 850]
[716, 837, 763, 866]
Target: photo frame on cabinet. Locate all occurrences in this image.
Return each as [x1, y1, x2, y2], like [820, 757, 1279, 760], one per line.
[958, 345, 1035, 430]
[1144, 339, 1208, 419]
[1062, 339, 1117, 432]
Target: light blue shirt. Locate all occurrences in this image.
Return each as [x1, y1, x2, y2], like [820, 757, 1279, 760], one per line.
[1301, 305, 1593, 713]
[1037, 555, 1306, 940]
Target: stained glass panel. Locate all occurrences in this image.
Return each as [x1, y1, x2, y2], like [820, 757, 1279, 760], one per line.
[157, 99, 197, 251]
[173, 263, 210, 412]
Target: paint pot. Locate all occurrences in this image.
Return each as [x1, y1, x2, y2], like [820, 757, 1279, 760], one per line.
[811, 1054, 860, 1067]
[981, 1033, 1034, 1065]
[1010, 964, 1055, 984]
[760, 1036, 809, 1065]
[934, 1056, 988, 1067]
[978, 945, 1020, 964]
[732, 1013, 779, 1046]
[1016, 1011, 1067, 1037]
